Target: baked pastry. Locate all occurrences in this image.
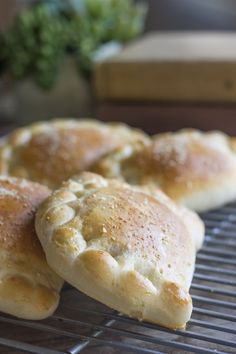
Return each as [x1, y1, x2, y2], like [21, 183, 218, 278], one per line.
[94, 129, 236, 212]
[35, 172, 204, 329]
[0, 177, 63, 319]
[0, 119, 148, 189]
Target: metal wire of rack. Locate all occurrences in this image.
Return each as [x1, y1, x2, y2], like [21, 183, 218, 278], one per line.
[0, 202, 236, 354]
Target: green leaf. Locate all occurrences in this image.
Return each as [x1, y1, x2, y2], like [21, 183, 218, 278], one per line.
[0, 0, 147, 89]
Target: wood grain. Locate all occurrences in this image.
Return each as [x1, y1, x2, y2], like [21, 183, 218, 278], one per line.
[95, 32, 236, 103]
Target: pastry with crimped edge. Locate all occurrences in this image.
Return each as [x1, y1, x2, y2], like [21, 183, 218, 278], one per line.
[0, 119, 148, 189]
[94, 129, 236, 212]
[35, 172, 204, 329]
[0, 176, 63, 319]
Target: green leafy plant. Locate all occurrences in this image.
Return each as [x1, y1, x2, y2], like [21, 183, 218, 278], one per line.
[0, 0, 147, 89]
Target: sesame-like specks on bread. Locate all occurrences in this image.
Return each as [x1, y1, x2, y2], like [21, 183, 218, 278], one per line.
[0, 119, 149, 189]
[36, 172, 204, 329]
[0, 177, 63, 319]
[94, 129, 236, 212]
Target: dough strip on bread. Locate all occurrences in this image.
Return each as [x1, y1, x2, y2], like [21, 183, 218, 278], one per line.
[36, 172, 204, 328]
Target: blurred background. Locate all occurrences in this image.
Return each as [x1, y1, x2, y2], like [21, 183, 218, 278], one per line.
[1, 0, 236, 134]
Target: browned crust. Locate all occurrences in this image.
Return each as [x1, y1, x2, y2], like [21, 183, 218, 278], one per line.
[126, 134, 235, 200]
[0, 176, 63, 319]
[94, 129, 236, 210]
[0, 276, 59, 320]
[36, 172, 204, 328]
[0, 119, 149, 188]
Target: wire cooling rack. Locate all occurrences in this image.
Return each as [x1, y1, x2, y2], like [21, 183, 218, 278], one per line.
[0, 202, 236, 354]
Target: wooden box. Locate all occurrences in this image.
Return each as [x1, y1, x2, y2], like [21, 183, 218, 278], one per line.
[94, 32, 236, 134]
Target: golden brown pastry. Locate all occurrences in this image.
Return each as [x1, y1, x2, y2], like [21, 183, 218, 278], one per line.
[0, 119, 148, 189]
[94, 129, 236, 212]
[0, 177, 63, 319]
[35, 172, 204, 329]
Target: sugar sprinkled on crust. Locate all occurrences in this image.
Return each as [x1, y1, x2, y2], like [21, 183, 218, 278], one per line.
[0, 176, 63, 320]
[0, 119, 149, 189]
[36, 172, 204, 329]
[0, 187, 17, 197]
[94, 129, 236, 212]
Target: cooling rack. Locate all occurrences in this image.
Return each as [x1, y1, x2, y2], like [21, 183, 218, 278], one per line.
[0, 202, 235, 354]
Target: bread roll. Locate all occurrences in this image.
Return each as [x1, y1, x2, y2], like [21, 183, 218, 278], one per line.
[35, 172, 204, 329]
[0, 177, 63, 319]
[94, 129, 236, 212]
[0, 119, 148, 189]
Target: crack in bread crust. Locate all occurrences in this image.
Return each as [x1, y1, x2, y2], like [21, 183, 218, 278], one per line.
[36, 172, 204, 329]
